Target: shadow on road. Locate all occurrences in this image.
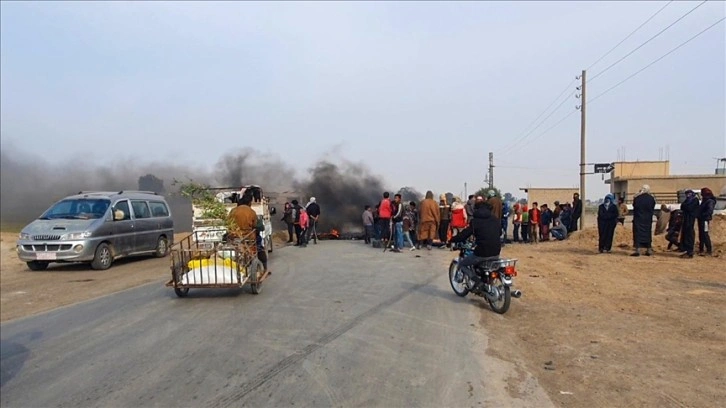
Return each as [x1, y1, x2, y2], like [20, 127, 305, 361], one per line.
[0, 331, 42, 388]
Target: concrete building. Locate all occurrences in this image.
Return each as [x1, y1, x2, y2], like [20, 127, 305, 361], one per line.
[606, 160, 726, 203]
[518, 187, 579, 207]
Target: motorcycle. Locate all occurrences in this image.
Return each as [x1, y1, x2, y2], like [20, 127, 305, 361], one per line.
[448, 241, 521, 314]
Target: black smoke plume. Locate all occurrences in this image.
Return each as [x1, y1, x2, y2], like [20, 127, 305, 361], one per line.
[1, 143, 419, 234]
[293, 160, 390, 233]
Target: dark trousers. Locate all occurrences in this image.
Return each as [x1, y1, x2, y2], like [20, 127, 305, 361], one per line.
[295, 224, 304, 245]
[410, 228, 418, 244]
[598, 219, 617, 251]
[439, 220, 450, 242]
[379, 218, 391, 241]
[521, 223, 530, 242]
[513, 223, 520, 242]
[570, 216, 580, 233]
[681, 220, 695, 255]
[698, 219, 712, 254]
[364, 225, 374, 244]
[286, 222, 294, 242]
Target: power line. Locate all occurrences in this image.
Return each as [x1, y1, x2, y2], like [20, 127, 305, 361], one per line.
[588, 0, 709, 83]
[499, 88, 577, 155]
[495, 79, 575, 155]
[589, 16, 725, 105]
[515, 109, 579, 156]
[587, 1, 674, 71]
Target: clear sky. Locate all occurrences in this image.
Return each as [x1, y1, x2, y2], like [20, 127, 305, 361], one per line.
[1, 1, 724, 201]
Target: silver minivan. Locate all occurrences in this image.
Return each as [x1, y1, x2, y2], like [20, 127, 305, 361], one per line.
[16, 191, 174, 270]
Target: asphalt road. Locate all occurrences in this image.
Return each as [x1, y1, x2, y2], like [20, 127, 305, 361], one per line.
[1, 241, 553, 407]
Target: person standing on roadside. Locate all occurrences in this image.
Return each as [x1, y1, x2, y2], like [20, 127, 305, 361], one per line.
[291, 199, 304, 246]
[409, 201, 419, 244]
[697, 187, 717, 256]
[631, 185, 656, 257]
[298, 207, 309, 248]
[571, 193, 582, 233]
[438, 194, 451, 245]
[528, 202, 540, 244]
[512, 202, 522, 243]
[362, 205, 374, 244]
[281, 202, 294, 243]
[679, 190, 700, 259]
[378, 192, 392, 245]
[390, 194, 405, 253]
[418, 191, 440, 250]
[617, 196, 628, 226]
[597, 193, 619, 253]
[465, 195, 475, 224]
[305, 197, 321, 245]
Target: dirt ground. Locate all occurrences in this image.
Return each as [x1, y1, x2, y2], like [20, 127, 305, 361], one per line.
[0, 232, 194, 322]
[480, 215, 726, 407]
[2, 218, 725, 406]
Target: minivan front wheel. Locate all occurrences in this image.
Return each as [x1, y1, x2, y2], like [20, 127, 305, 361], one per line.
[27, 261, 49, 271]
[155, 236, 169, 258]
[91, 243, 113, 270]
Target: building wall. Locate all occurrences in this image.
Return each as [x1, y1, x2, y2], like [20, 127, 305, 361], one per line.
[520, 188, 579, 207]
[611, 161, 669, 179]
[613, 176, 726, 203]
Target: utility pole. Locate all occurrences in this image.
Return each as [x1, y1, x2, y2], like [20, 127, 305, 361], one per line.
[578, 70, 587, 230]
[464, 182, 468, 198]
[488, 152, 494, 189]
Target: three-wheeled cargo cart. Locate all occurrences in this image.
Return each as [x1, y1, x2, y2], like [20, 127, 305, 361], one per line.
[165, 232, 270, 297]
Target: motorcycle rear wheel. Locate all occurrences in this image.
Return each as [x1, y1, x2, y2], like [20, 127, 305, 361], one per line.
[488, 277, 511, 314]
[449, 261, 469, 297]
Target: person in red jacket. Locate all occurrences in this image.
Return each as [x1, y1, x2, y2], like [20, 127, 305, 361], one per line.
[529, 202, 541, 244]
[378, 192, 392, 245]
[450, 197, 468, 239]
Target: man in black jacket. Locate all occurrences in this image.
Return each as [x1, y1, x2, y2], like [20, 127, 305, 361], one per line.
[450, 202, 502, 270]
[680, 190, 700, 258]
[697, 187, 717, 256]
[305, 197, 321, 244]
[449, 202, 502, 294]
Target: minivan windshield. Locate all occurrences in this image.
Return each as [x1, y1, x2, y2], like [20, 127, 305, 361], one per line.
[40, 199, 111, 220]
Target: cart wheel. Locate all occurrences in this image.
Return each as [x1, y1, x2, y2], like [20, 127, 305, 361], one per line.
[248, 259, 264, 295]
[174, 287, 189, 298]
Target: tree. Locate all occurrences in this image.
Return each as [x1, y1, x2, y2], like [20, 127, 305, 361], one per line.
[474, 186, 502, 198]
[396, 187, 422, 203]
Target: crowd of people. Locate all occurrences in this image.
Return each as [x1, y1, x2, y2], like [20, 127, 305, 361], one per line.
[597, 186, 718, 258]
[280, 197, 321, 248]
[358, 190, 579, 252]
[508, 192, 583, 243]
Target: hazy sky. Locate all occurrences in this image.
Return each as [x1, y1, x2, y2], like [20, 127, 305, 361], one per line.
[1, 1, 724, 200]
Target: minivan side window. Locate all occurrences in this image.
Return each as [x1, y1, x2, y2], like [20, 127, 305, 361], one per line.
[113, 200, 131, 221]
[131, 200, 151, 219]
[149, 201, 170, 217]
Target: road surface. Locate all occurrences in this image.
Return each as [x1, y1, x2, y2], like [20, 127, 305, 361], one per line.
[1, 241, 553, 407]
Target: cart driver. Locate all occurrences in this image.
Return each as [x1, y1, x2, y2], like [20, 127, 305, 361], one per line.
[228, 192, 258, 241]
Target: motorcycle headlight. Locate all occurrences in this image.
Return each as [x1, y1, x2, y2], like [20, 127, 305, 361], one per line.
[63, 231, 92, 240]
[18, 232, 31, 240]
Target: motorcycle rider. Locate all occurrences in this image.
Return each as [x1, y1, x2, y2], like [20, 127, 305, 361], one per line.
[448, 200, 502, 292]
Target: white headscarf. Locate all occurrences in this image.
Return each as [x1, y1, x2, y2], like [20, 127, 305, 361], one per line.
[640, 185, 651, 194]
[305, 197, 316, 208]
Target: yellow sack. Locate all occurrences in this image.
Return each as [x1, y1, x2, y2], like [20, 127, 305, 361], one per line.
[187, 258, 213, 269]
[223, 258, 238, 269]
